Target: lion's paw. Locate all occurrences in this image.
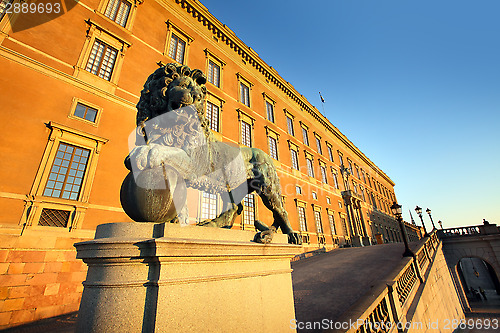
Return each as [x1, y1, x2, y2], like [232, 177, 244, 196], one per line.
[253, 227, 276, 244]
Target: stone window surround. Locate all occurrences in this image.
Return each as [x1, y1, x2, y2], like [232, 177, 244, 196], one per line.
[67, 97, 103, 127]
[96, 0, 142, 31]
[236, 109, 255, 147]
[19, 122, 107, 231]
[204, 48, 225, 89]
[74, 19, 131, 90]
[164, 19, 193, 64]
[206, 92, 225, 133]
[236, 73, 253, 108]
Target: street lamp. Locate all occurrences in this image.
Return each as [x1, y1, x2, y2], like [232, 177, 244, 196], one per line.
[438, 220, 443, 229]
[426, 208, 436, 230]
[415, 206, 429, 237]
[391, 202, 414, 257]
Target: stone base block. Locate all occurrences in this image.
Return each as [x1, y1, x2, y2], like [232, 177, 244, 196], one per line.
[74, 223, 301, 333]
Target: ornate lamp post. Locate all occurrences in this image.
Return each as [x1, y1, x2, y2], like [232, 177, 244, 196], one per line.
[415, 206, 429, 237]
[438, 220, 443, 229]
[391, 202, 414, 257]
[426, 208, 436, 230]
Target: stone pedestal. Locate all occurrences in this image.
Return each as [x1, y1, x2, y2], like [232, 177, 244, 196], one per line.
[74, 223, 301, 333]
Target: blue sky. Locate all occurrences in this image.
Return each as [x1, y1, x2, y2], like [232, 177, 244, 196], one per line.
[200, 0, 500, 228]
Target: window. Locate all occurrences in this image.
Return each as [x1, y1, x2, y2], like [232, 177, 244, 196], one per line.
[355, 165, 360, 179]
[341, 217, 348, 236]
[39, 208, 71, 228]
[296, 186, 302, 195]
[306, 158, 314, 177]
[361, 170, 366, 183]
[290, 149, 299, 170]
[328, 214, 336, 235]
[242, 194, 255, 225]
[43, 143, 90, 200]
[168, 33, 186, 64]
[332, 171, 339, 189]
[85, 39, 118, 81]
[360, 186, 366, 201]
[352, 181, 358, 194]
[338, 151, 344, 166]
[327, 145, 334, 162]
[206, 101, 219, 132]
[348, 159, 353, 174]
[368, 177, 372, 187]
[339, 201, 343, 208]
[20, 122, 107, 230]
[104, 0, 131, 27]
[207, 60, 220, 87]
[314, 211, 323, 234]
[315, 137, 322, 154]
[312, 192, 317, 200]
[298, 206, 307, 232]
[73, 103, 98, 123]
[240, 82, 250, 107]
[286, 116, 294, 136]
[266, 101, 275, 123]
[320, 165, 328, 184]
[326, 197, 331, 204]
[302, 127, 309, 146]
[268, 136, 278, 160]
[241, 121, 252, 147]
[201, 192, 217, 220]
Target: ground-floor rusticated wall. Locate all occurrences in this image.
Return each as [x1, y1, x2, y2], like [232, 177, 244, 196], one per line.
[406, 242, 464, 332]
[0, 226, 93, 329]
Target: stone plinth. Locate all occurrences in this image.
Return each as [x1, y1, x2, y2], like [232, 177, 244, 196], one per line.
[74, 223, 301, 333]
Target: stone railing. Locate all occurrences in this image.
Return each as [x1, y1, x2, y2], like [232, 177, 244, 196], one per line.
[438, 224, 499, 238]
[329, 232, 440, 333]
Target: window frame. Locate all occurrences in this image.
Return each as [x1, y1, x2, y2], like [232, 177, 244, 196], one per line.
[74, 20, 131, 88]
[265, 126, 279, 160]
[301, 125, 310, 146]
[320, 164, 328, 184]
[306, 157, 314, 178]
[331, 167, 340, 189]
[237, 109, 255, 147]
[284, 110, 295, 136]
[206, 92, 224, 134]
[200, 191, 218, 220]
[314, 134, 322, 155]
[326, 143, 334, 162]
[242, 193, 256, 227]
[164, 20, 193, 65]
[19, 122, 107, 230]
[290, 146, 299, 171]
[313, 209, 324, 234]
[98, 0, 141, 30]
[237, 73, 253, 107]
[68, 97, 102, 126]
[204, 49, 225, 88]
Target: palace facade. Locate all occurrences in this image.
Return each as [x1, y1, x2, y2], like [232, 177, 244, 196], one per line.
[0, 0, 421, 328]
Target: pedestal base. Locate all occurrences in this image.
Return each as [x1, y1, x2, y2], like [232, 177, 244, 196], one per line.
[75, 223, 301, 333]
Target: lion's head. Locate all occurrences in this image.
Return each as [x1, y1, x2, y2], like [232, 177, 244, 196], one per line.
[136, 63, 207, 126]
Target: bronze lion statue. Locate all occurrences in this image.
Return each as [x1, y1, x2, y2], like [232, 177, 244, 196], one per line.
[120, 63, 301, 245]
